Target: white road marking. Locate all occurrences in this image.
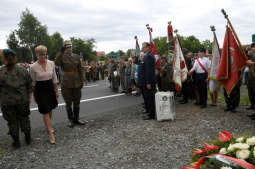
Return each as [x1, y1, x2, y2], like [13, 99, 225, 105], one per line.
[58, 84, 98, 91]
[0, 91, 135, 115]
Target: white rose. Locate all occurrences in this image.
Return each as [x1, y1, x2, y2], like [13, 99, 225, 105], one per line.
[219, 148, 228, 155]
[228, 144, 235, 152]
[236, 149, 250, 160]
[236, 137, 244, 143]
[221, 167, 232, 169]
[233, 143, 250, 150]
[246, 137, 255, 146]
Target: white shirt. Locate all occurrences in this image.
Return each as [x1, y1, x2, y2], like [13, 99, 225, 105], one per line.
[30, 60, 58, 86]
[193, 57, 211, 74]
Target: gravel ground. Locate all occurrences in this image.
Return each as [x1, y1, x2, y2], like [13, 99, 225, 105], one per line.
[0, 99, 255, 169]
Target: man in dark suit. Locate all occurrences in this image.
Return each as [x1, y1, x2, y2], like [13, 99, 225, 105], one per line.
[140, 42, 156, 120]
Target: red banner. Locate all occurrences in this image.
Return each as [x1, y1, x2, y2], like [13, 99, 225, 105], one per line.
[216, 26, 247, 95]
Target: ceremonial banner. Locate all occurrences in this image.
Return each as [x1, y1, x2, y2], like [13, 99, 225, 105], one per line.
[172, 37, 188, 91]
[135, 36, 141, 60]
[147, 25, 160, 69]
[208, 32, 221, 93]
[216, 26, 247, 95]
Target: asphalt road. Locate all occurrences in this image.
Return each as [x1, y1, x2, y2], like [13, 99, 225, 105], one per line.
[0, 80, 143, 136]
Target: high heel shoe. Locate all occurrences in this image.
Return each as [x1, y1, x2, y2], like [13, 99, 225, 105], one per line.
[49, 134, 55, 144]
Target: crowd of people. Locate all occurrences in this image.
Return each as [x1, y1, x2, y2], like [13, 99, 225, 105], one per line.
[0, 40, 255, 149]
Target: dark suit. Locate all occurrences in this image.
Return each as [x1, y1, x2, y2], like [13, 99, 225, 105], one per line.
[141, 51, 156, 118]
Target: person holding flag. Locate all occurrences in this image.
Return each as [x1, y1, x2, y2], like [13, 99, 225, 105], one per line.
[217, 9, 248, 113]
[208, 26, 221, 106]
[188, 48, 211, 108]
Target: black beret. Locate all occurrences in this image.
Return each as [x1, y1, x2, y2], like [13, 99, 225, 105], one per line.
[251, 42, 255, 48]
[2, 49, 16, 57]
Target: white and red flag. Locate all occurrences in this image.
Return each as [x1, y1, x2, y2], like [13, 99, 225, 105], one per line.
[146, 24, 161, 69]
[172, 36, 188, 92]
[208, 28, 221, 93]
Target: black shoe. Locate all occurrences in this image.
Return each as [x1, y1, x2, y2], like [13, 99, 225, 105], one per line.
[247, 113, 255, 117]
[230, 108, 237, 113]
[200, 105, 207, 109]
[68, 121, 74, 128]
[246, 106, 254, 110]
[25, 132, 31, 145]
[11, 135, 21, 149]
[74, 120, 85, 125]
[224, 107, 231, 112]
[180, 100, 188, 104]
[143, 116, 154, 120]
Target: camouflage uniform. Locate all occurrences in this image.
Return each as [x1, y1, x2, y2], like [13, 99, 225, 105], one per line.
[0, 65, 32, 143]
[248, 52, 255, 108]
[119, 62, 126, 92]
[160, 62, 175, 92]
[55, 52, 84, 126]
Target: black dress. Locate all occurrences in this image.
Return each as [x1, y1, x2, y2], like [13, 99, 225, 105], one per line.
[34, 79, 58, 114]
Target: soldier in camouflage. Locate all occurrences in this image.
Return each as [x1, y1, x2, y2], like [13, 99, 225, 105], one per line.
[246, 43, 255, 119]
[160, 56, 175, 92]
[55, 41, 84, 128]
[0, 49, 33, 148]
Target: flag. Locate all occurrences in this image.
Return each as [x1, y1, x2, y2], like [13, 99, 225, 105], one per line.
[208, 31, 221, 93]
[216, 26, 247, 95]
[147, 26, 160, 69]
[167, 24, 174, 43]
[172, 37, 188, 91]
[135, 37, 141, 60]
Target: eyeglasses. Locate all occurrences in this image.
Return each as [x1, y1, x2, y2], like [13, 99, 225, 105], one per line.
[39, 53, 47, 56]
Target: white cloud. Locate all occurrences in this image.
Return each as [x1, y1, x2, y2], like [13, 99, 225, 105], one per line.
[0, 0, 254, 53]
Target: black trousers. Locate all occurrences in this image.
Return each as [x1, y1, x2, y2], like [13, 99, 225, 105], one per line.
[142, 85, 156, 118]
[196, 73, 208, 106]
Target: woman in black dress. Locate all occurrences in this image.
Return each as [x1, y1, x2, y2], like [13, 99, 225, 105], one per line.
[30, 45, 58, 144]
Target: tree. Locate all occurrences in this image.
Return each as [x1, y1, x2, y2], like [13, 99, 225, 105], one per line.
[153, 37, 168, 55]
[48, 32, 63, 60]
[16, 8, 50, 61]
[71, 37, 97, 61]
[201, 40, 213, 53]
[117, 50, 125, 57]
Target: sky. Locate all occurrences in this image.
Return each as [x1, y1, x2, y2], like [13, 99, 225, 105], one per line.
[0, 0, 254, 53]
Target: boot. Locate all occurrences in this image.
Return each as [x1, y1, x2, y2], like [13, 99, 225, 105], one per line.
[66, 106, 74, 128]
[73, 107, 85, 125]
[25, 132, 31, 145]
[11, 135, 21, 149]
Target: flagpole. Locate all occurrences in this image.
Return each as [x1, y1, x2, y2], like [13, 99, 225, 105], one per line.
[210, 26, 221, 53]
[221, 9, 248, 59]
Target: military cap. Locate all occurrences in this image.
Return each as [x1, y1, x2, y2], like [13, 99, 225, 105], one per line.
[63, 40, 72, 48]
[198, 48, 206, 53]
[2, 49, 16, 57]
[251, 42, 255, 48]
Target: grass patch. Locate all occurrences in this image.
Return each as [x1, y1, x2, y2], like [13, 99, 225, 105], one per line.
[208, 85, 251, 106]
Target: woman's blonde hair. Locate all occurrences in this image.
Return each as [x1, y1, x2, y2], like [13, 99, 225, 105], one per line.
[35, 45, 47, 54]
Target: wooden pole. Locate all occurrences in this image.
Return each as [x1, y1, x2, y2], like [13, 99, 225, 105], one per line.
[221, 9, 248, 59]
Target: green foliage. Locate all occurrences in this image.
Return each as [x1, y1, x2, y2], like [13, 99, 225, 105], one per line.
[71, 37, 96, 61]
[153, 37, 168, 55]
[6, 8, 97, 62]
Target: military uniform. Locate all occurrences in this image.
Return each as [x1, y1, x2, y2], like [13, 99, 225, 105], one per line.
[160, 61, 175, 92]
[55, 46, 84, 127]
[0, 62, 33, 147]
[119, 62, 126, 92]
[247, 52, 255, 109]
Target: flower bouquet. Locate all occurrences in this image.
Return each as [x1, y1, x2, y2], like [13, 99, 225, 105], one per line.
[182, 131, 255, 169]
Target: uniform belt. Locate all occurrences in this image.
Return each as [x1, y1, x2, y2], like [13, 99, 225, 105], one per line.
[63, 71, 78, 75]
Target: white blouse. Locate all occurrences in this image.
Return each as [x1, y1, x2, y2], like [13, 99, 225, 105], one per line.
[30, 60, 58, 86]
[193, 57, 211, 74]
